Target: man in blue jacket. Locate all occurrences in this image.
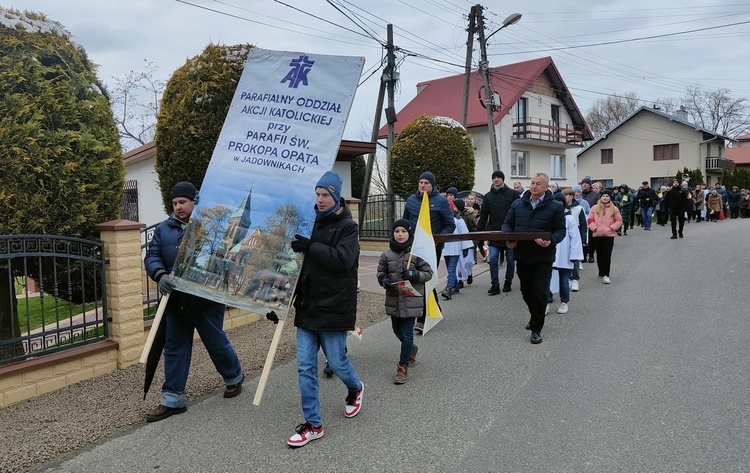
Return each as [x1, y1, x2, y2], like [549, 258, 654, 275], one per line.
[402, 171, 455, 332]
[502, 173, 566, 344]
[144, 182, 244, 422]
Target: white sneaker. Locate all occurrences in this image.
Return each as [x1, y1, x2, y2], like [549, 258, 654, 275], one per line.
[603, 276, 611, 284]
[344, 382, 363, 418]
[287, 422, 324, 447]
[545, 304, 550, 315]
[557, 302, 569, 314]
[570, 280, 579, 292]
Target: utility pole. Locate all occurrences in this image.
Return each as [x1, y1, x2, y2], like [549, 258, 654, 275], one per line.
[385, 24, 397, 224]
[461, 6, 477, 128]
[359, 65, 386, 224]
[359, 24, 398, 226]
[475, 5, 501, 172]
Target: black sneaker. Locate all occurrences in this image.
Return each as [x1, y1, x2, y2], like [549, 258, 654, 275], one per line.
[502, 281, 512, 292]
[588, 254, 595, 263]
[323, 363, 333, 378]
[488, 284, 500, 295]
[457, 281, 464, 289]
[467, 275, 473, 285]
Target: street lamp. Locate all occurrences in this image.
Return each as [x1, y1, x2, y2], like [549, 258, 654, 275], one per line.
[487, 13, 522, 41]
[478, 11, 522, 171]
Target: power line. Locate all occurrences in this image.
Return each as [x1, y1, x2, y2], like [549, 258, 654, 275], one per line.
[491, 19, 750, 55]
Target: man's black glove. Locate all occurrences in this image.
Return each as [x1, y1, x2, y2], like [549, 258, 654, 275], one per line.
[158, 274, 176, 295]
[401, 269, 419, 282]
[265, 311, 279, 324]
[291, 234, 310, 253]
[379, 276, 393, 288]
[462, 248, 470, 258]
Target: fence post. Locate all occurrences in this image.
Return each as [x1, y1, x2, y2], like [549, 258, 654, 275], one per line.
[95, 219, 146, 369]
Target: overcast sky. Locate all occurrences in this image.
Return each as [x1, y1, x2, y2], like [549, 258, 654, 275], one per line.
[14, 0, 750, 143]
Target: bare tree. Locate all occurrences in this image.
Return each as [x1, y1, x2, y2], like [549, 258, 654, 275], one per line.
[110, 60, 165, 151]
[682, 84, 750, 138]
[585, 92, 641, 138]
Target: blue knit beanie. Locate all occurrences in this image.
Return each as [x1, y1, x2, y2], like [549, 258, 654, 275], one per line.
[446, 186, 459, 198]
[316, 170, 343, 203]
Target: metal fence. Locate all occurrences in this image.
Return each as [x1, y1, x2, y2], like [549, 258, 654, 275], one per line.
[140, 223, 160, 321]
[359, 194, 407, 238]
[0, 235, 107, 365]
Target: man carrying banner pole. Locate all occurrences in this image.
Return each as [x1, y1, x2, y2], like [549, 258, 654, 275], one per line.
[287, 171, 364, 448]
[402, 171, 454, 333]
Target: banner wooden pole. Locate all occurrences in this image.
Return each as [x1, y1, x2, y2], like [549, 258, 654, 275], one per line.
[139, 293, 170, 364]
[253, 317, 287, 406]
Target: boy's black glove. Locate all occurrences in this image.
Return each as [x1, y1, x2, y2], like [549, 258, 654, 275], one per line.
[462, 248, 469, 258]
[401, 269, 419, 282]
[291, 234, 310, 253]
[379, 276, 393, 288]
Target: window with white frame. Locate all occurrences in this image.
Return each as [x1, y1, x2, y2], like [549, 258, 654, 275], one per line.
[511, 150, 528, 177]
[550, 154, 565, 179]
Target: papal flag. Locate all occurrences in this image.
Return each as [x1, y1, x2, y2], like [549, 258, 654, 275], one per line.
[412, 191, 443, 334]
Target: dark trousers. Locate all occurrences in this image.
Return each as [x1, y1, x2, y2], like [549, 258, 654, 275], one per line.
[590, 236, 615, 277]
[516, 261, 553, 334]
[730, 206, 739, 219]
[669, 208, 685, 236]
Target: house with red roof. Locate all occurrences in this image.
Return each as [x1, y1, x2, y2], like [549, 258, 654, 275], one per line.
[378, 57, 592, 191]
[726, 133, 750, 170]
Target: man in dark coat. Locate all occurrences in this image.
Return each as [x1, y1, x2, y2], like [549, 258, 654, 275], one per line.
[580, 176, 599, 262]
[663, 179, 689, 239]
[502, 173, 566, 345]
[288, 170, 363, 448]
[477, 170, 519, 294]
[635, 181, 658, 230]
[402, 171, 455, 332]
[144, 182, 244, 422]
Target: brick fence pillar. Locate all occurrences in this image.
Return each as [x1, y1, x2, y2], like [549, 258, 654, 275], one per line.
[95, 219, 146, 369]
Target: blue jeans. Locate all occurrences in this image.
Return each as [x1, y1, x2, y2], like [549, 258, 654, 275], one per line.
[642, 206, 654, 229]
[391, 317, 416, 366]
[548, 268, 571, 303]
[444, 255, 459, 288]
[296, 327, 361, 427]
[570, 261, 580, 281]
[162, 301, 243, 408]
[488, 246, 515, 286]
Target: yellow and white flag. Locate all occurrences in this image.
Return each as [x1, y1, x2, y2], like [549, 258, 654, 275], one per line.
[412, 192, 443, 334]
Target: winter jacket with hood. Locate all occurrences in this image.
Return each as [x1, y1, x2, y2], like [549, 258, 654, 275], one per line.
[293, 199, 359, 332]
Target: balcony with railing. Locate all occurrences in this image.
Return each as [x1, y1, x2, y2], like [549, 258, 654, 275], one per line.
[705, 156, 735, 171]
[512, 118, 585, 146]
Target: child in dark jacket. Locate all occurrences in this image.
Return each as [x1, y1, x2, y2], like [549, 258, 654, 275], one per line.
[377, 219, 433, 385]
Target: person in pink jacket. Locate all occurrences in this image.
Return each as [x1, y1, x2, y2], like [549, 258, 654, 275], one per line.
[587, 189, 622, 284]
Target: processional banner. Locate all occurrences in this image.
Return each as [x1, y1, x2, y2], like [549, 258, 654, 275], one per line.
[170, 49, 364, 317]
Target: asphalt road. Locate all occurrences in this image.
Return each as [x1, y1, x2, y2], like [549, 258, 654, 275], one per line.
[42, 219, 750, 473]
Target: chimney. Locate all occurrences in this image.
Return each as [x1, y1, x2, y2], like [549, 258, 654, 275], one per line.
[675, 105, 688, 121]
